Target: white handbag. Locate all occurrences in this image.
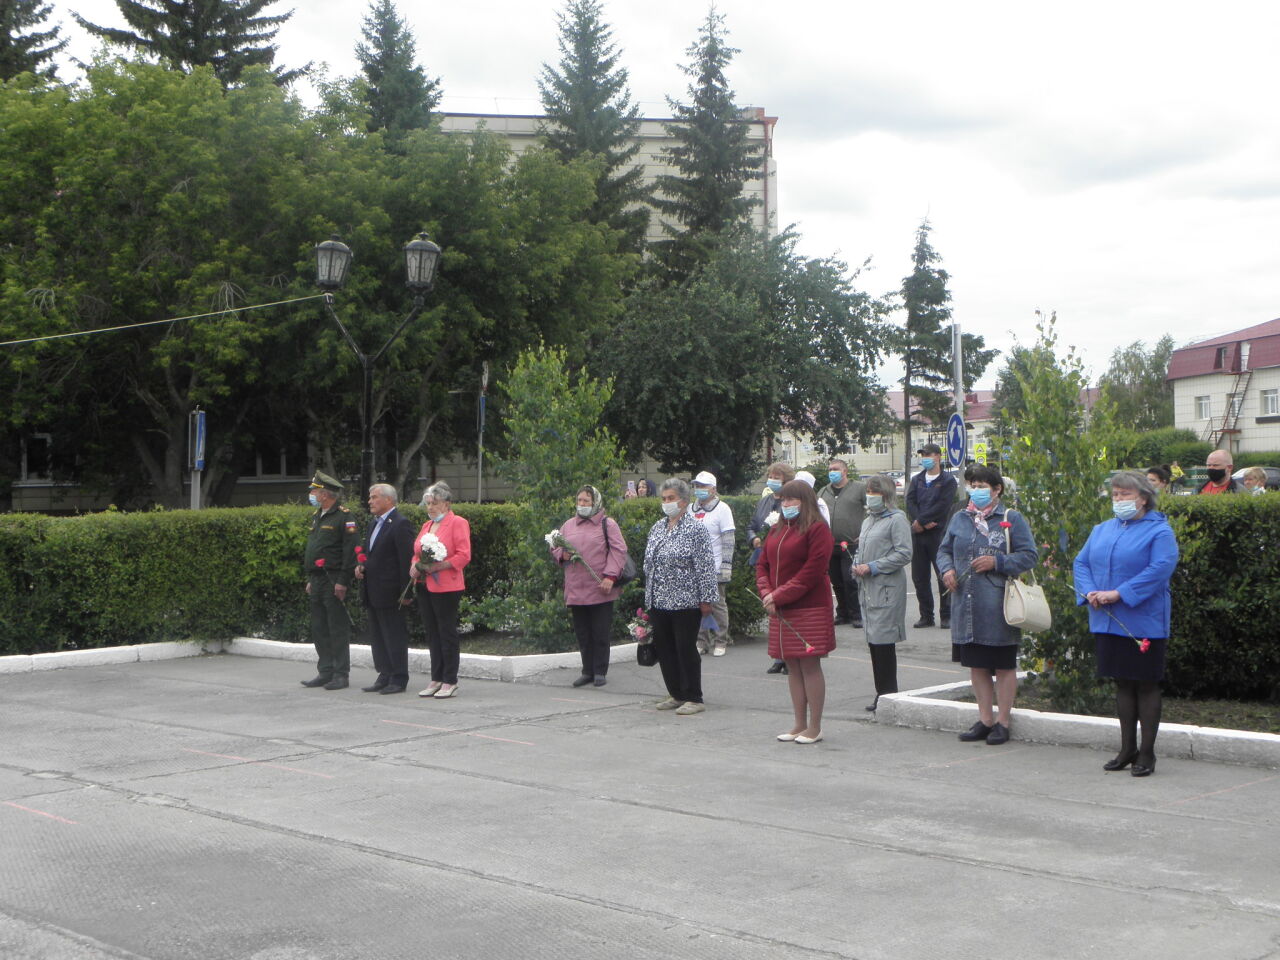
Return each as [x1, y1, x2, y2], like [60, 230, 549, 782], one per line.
[1002, 512, 1052, 633]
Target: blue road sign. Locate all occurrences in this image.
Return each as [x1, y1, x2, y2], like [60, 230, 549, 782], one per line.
[946, 412, 966, 469]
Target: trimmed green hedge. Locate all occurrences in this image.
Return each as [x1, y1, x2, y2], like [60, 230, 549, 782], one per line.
[6, 493, 1272, 702]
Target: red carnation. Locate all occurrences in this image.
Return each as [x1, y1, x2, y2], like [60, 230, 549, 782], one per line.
[1139, 639, 1151, 653]
[840, 541, 849, 550]
[314, 558, 326, 569]
[999, 521, 1012, 529]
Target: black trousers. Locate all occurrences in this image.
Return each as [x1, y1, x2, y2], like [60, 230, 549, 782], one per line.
[827, 546, 861, 621]
[571, 601, 615, 677]
[365, 603, 410, 686]
[911, 527, 950, 621]
[416, 587, 462, 684]
[650, 607, 703, 703]
[868, 643, 899, 695]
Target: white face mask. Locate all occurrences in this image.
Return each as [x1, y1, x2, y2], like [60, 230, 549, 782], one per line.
[576, 505, 593, 517]
[661, 500, 682, 517]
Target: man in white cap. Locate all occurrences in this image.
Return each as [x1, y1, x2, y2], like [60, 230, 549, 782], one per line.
[690, 470, 735, 656]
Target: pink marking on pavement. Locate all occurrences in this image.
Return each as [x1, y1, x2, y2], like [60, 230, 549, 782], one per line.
[381, 719, 452, 731]
[379, 718, 532, 746]
[1161, 774, 1278, 807]
[470, 733, 535, 746]
[3, 801, 78, 825]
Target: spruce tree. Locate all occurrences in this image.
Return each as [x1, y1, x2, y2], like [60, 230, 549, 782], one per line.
[0, 0, 67, 80]
[652, 8, 763, 280]
[355, 0, 440, 145]
[74, 0, 307, 86]
[898, 219, 995, 474]
[538, 0, 649, 252]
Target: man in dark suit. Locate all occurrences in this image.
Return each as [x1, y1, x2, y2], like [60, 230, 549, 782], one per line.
[355, 483, 416, 694]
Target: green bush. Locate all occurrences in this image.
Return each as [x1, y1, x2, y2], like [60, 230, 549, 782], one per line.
[1164, 440, 1213, 469]
[1233, 451, 1280, 469]
[1121, 427, 1200, 467]
[1162, 493, 1280, 700]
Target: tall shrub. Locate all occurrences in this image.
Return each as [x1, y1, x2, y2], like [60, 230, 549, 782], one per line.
[1001, 314, 1119, 712]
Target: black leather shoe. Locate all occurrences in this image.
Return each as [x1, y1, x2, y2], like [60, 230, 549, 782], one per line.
[1131, 757, 1156, 777]
[1103, 750, 1138, 771]
[958, 721, 992, 741]
[912, 617, 935, 628]
[851, 620, 864, 629]
[571, 674, 593, 688]
[864, 697, 878, 712]
[766, 661, 786, 674]
[986, 722, 1010, 745]
[379, 684, 406, 695]
[361, 681, 389, 693]
[300, 675, 330, 688]
[833, 616, 851, 626]
[939, 618, 950, 629]
[323, 676, 348, 690]
[593, 677, 607, 687]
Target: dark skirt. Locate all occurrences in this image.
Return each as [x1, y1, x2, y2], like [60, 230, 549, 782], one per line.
[957, 642, 1017, 671]
[1095, 632, 1167, 682]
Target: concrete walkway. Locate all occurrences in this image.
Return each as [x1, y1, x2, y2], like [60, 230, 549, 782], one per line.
[2, 622, 1278, 960]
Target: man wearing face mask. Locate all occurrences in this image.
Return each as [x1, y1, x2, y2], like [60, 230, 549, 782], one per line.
[690, 471, 736, 656]
[905, 443, 957, 629]
[1198, 449, 1244, 494]
[819, 459, 866, 628]
[301, 471, 360, 690]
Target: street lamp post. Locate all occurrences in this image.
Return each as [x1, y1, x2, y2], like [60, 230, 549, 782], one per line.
[315, 232, 442, 502]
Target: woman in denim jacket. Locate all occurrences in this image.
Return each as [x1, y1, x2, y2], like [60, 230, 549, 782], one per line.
[937, 466, 1038, 746]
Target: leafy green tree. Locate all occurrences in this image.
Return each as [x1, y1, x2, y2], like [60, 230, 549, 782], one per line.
[355, 0, 440, 145]
[652, 8, 763, 280]
[898, 219, 995, 473]
[0, 0, 67, 80]
[1097, 334, 1175, 432]
[468, 344, 627, 649]
[991, 342, 1054, 440]
[74, 0, 307, 85]
[599, 228, 891, 491]
[538, 0, 649, 253]
[1001, 312, 1120, 713]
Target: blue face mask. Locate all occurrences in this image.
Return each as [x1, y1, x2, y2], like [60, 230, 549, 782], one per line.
[866, 495, 884, 512]
[921, 458, 936, 470]
[429, 512, 444, 524]
[828, 471, 843, 485]
[1112, 499, 1139, 521]
[781, 505, 800, 520]
[969, 488, 992, 508]
[766, 479, 782, 493]
[694, 488, 710, 501]
[308, 493, 319, 508]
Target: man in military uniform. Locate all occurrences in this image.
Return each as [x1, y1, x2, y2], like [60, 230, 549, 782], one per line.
[301, 471, 360, 690]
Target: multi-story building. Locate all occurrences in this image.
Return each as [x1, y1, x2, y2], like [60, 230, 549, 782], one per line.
[1167, 318, 1280, 453]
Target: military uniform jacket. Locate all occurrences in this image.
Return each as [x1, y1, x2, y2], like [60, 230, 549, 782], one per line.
[305, 504, 360, 587]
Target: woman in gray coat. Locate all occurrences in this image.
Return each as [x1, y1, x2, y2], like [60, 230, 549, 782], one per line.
[852, 475, 912, 712]
[936, 466, 1038, 746]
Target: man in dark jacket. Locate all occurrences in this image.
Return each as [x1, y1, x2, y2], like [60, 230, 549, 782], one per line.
[1198, 449, 1245, 494]
[355, 483, 416, 694]
[905, 443, 957, 628]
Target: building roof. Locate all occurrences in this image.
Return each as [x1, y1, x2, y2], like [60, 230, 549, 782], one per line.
[1167, 318, 1280, 381]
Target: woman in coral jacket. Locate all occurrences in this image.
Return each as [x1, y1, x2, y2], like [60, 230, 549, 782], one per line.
[411, 481, 472, 700]
[756, 479, 836, 744]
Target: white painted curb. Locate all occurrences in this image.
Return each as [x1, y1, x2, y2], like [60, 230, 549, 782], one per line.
[876, 677, 1280, 769]
[0, 640, 222, 674]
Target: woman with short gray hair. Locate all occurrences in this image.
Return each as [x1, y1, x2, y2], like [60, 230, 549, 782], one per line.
[1074, 470, 1179, 777]
[852, 476, 913, 711]
[412, 480, 471, 699]
[642, 478, 718, 715]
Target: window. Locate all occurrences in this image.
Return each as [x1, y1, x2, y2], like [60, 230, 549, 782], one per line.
[1262, 389, 1279, 416]
[1195, 396, 1211, 420]
[20, 433, 52, 481]
[1228, 393, 1244, 419]
[874, 438, 890, 455]
[1214, 346, 1228, 369]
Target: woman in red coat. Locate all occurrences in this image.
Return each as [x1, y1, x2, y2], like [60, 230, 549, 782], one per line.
[756, 479, 836, 744]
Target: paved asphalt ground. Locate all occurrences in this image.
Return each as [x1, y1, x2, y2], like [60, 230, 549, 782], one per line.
[2, 614, 1278, 960]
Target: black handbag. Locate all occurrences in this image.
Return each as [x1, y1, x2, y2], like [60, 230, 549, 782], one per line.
[636, 640, 658, 667]
[602, 517, 638, 586]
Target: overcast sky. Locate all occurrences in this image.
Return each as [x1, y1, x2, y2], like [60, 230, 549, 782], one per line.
[57, 1, 1280, 388]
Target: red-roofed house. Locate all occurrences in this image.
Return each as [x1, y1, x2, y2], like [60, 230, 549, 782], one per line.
[1166, 318, 1280, 451]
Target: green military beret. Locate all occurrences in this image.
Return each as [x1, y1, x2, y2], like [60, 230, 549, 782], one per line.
[309, 470, 344, 493]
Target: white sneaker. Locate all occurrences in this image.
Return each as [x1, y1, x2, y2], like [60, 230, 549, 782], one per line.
[712, 642, 727, 657]
[655, 697, 683, 711]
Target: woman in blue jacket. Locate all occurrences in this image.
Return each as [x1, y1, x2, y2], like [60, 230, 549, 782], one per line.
[1073, 471, 1179, 778]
